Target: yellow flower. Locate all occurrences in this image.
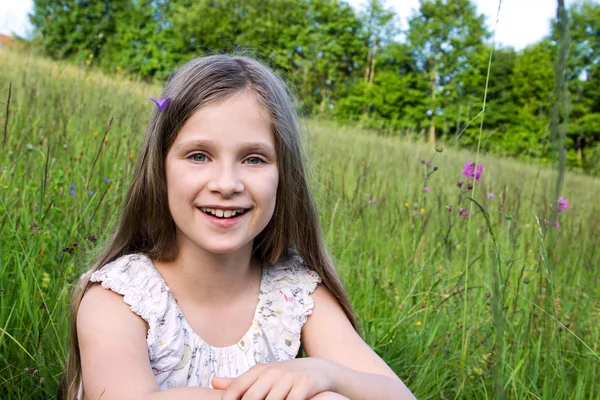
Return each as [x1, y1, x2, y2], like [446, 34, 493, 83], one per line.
[416, 321, 422, 327]
[3, 185, 8, 189]
[129, 151, 135, 160]
[420, 208, 425, 213]
[89, 53, 94, 59]
[404, 203, 409, 208]
[104, 136, 109, 143]
[93, 131, 98, 137]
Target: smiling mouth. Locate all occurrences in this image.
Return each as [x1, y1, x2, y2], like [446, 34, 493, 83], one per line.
[199, 207, 249, 219]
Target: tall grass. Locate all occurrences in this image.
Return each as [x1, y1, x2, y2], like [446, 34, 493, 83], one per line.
[0, 48, 599, 399]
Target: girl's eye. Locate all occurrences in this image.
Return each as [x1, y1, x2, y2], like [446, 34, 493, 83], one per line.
[244, 157, 264, 165]
[190, 153, 208, 163]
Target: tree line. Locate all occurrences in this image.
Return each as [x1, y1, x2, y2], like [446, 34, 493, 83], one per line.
[28, 0, 600, 173]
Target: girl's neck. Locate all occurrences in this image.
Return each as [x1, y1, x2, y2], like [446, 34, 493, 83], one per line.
[153, 239, 260, 306]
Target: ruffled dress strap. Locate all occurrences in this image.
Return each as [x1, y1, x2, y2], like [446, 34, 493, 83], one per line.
[256, 253, 322, 361]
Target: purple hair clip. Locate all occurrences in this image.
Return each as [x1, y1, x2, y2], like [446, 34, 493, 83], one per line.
[149, 97, 171, 112]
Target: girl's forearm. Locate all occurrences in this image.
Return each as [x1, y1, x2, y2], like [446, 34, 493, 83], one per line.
[329, 362, 416, 400]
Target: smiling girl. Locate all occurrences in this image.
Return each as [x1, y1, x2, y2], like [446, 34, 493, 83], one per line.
[60, 55, 415, 400]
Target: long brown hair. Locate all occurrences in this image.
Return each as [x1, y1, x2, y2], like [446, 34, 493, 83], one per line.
[60, 54, 356, 399]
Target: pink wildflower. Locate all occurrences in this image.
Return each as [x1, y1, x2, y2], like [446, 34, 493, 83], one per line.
[462, 162, 484, 183]
[557, 196, 569, 214]
[458, 208, 471, 217]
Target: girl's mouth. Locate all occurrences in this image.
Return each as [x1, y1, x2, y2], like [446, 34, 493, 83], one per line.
[199, 207, 249, 219]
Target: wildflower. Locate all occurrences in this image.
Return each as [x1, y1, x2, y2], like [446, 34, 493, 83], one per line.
[416, 321, 422, 327]
[459, 208, 471, 217]
[103, 177, 110, 183]
[554, 221, 560, 228]
[129, 151, 135, 160]
[488, 193, 495, 199]
[88, 191, 94, 196]
[104, 136, 109, 143]
[39, 378, 44, 384]
[420, 208, 425, 214]
[446, 205, 453, 213]
[3, 185, 7, 189]
[404, 203, 409, 208]
[462, 162, 484, 183]
[424, 187, 431, 193]
[70, 190, 76, 196]
[557, 196, 569, 214]
[467, 183, 473, 191]
[93, 131, 98, 137]
[457, 181, 464, 188]
[70, 183, 76, 189]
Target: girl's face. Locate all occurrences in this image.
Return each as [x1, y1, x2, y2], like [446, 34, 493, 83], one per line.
[165, 91, 279, 257]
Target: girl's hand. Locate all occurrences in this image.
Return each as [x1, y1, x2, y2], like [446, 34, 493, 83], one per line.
[212, 358, 338, 400]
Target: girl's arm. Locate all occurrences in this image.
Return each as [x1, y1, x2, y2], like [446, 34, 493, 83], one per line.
[301, 285, 416, 400]
[78, 284, 225, 400]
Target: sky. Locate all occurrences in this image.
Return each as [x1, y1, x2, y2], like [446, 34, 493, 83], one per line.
[0, 0, 593, 50]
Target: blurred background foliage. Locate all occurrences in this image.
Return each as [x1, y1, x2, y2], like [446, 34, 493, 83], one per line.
[23, 0, 600, 174]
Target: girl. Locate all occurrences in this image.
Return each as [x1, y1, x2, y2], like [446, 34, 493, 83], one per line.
[60, 54, 415, 400]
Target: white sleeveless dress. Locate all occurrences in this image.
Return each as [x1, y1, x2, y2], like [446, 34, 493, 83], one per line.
[88, 252, 322, 390]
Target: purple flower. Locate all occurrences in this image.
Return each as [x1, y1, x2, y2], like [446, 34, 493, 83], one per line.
[459, 208, 471, 217]
[69, 190, 76, 196]
[554, 221, 560, 228]
[446, 205, 453, 213]
[457, 181, 464, 188]
[424, 187, 431, 193]
[88, 190, 94, 196]
[149, 97, 171, 112]
[462, 162, 484, 183]
[103, 177, 110, 183]
[475, 164, 483, 183]
[557, 196, 569, 214]
[488, 193, 495, 199]
[69, 183, 76, 189]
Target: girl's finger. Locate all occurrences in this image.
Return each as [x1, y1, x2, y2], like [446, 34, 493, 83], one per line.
[264, 381, 293, 400]
[212, 377, 235, 390]
[285, 384, 311, 400]
[222, 369, 260, 400]
[240, 377, 273, 400]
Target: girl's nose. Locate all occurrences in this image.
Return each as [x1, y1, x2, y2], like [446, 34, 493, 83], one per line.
[206, 164, 244, 198]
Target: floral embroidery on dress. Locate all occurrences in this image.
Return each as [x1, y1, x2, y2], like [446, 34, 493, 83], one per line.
[89, 252, 321, 390]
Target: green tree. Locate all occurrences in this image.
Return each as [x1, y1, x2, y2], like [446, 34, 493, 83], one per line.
[406, 0, 488, 145]
[552, 0, 600, 170]
[507, 40, 555, 159]
[100, 0, 175, 79]
[336, 42, 428, 134]
[29, 0, 128, 61]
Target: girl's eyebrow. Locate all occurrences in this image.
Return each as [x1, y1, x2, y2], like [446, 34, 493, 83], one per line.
[173, 140, 276, 157]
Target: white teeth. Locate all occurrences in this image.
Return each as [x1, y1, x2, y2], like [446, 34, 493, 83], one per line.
[200, 207, 246, 218]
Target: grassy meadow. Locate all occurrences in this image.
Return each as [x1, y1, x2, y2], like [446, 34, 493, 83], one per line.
[0, 48, 599, 399]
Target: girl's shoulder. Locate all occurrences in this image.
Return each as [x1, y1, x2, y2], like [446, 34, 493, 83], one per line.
[257, 253, 323, 341]
[263, 252, 322, 291]
[88, 253, 169, 325]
